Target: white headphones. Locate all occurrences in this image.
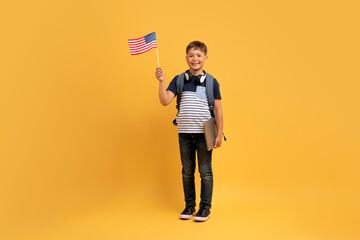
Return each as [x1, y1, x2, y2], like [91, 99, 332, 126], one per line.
[184, 70, 207, 84]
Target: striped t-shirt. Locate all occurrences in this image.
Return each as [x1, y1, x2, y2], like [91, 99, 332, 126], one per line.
[167, 73, 221, 133]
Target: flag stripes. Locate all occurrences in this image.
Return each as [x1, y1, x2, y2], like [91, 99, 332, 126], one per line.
[128, 32, 157, 55]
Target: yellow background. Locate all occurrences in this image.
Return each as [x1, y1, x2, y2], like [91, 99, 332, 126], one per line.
[0, 0, 359, 239]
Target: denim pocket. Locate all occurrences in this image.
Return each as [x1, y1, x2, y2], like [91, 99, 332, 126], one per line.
[195, 86, 206, 100]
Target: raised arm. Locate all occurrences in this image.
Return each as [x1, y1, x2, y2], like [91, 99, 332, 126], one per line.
[156, 67, 175, 106]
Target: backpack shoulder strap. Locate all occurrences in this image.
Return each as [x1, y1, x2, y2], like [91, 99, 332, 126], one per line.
[205, 73, 215, 117]
[173, 73, 185, 125]
[176, 73, 185, 111]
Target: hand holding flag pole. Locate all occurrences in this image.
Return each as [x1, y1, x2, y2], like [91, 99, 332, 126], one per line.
[128, 32, 160, 67]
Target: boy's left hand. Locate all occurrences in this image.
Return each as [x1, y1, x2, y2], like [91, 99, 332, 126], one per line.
[214, 135, 222, 148]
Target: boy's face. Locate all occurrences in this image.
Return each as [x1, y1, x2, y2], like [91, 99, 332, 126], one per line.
[186, 48, 208, 73]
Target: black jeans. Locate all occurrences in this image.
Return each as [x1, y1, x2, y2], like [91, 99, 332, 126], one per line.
[178, 133, 213, 209]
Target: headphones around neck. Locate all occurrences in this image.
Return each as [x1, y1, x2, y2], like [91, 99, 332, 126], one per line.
[184, 70, 207, 85]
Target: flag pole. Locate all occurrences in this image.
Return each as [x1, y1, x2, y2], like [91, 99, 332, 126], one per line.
[156, 48, 160, 67]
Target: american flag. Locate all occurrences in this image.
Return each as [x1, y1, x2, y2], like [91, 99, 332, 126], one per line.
[128, 32, 157, 55]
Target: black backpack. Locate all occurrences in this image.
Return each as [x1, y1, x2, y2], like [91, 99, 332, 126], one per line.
[172, 72, 227, 141]
[173, 72, 215, 126]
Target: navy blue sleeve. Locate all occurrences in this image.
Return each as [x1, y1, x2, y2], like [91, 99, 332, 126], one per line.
[166, 75, 178, 96]
[214, 78, 221, 99]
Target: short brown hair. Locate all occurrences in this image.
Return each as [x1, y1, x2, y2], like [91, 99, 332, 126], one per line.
[186, 41, 207, 55]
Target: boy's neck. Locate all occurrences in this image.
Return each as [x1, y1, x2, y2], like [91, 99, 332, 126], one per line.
[189, 68, 205, 76]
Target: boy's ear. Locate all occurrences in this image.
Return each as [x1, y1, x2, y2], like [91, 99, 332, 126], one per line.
[205, 55, 208, 62]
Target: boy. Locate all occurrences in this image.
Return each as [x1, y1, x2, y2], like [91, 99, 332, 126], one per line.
[155, 41, 223, 222]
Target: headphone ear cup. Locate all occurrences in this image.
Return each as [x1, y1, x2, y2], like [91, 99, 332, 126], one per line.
[185, 71, 193, 81]
[195, 75, 201, 85]
[185, 72, 189, 81]
[196, 74, 206, 84]
[199, 75, 206, 84]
